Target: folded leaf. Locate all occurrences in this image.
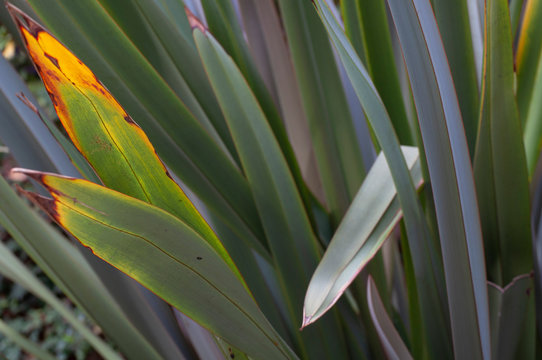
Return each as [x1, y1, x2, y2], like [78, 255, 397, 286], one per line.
[303, 146, 422, 326]
[14, 168, 296, 360]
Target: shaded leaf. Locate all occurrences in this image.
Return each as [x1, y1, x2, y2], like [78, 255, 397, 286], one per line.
[474, 0, 532, 284]
[384, 0, 491, 357]
[488, 274, 535, 360]
[314, 1, 451, 357]
[276, 0, 365, 223]
[0, 241, 122, 360]
[0, 319, 56, 360]
[367, 277, 413, 360]
[193, 28, 347, 359]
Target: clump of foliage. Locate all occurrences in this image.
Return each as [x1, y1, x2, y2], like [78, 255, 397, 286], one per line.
[0, 0, 541, 359]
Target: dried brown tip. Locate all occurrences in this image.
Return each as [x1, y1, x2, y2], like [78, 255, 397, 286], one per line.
[184, 5, 207, 33]
[15, 184, 59, 219]
[6, 3, 45, 37]
[16, 92, 39, 114]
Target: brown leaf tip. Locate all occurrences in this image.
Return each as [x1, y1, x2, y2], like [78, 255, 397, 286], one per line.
[6, 3, 45, 37]
[15, 92, 39, 114]
[15, 184, 59, 219]
[184, 5, 207, 33]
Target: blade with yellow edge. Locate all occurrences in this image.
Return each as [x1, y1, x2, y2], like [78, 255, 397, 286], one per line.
[12, 168, 295, 360]
[7, 4, 240, 280]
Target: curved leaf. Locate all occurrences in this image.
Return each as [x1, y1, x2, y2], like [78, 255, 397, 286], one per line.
[0, 175, 162, 360]
[15, 169, 296, 360]
[384, 0, 491, 357]
[303, 146, 422, 326]
[19, 0, 267, 251]
[276, 0, 365, 223]
[193, 28, 348, 359]
[313, 1, 450, 356]
[8, 5, 246, 279]
[367, 277, 413, 360]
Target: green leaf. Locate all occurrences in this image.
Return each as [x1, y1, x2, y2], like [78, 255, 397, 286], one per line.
[101, 0, 238, 161]
[193, 28, 348, 359]
[276, 0, 365, 223]
[314, 1, 451, 357]
[195, 2, 319, 229]
[16, 169, 296, 360]
[340, 0, 368, 65]
[0, 175, 162, 360]
[0, 241, 122, 360]
[20, 0, 267, 249]
[367, 277, 413, 360]
[518, 0, 542, 173]
[488, 274, 535, 360]
[517, 0, 542, 130]
[9, 9, 252, 278]
[385, 0, 490, 358]
[473, 0, 532, 284]
[353, 0, 414, 145]
[303, 146, 422, 325]
[238, 0, 324, 203]
[433, 0, 479, 155]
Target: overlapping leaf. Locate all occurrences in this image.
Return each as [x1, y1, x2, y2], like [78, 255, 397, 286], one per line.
[303, 146, 422, 326]
[367, 277, 413, 360]
[8, 5, 244, 279]
[19, 0, 267, 253]
[474, 0, 531, 284]
[14, 169, 296, 360]
[313, 1, 450, 357]
[0, 175, 162, 360]
[384, 0, 490, 357]
[193, 27, 348, 359]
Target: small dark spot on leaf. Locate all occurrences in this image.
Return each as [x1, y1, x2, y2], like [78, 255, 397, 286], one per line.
[196, 257, 202, 261]
[47, 91, 58, 106]
[44, 52, 60, 69]
[123, 115, 135, 124]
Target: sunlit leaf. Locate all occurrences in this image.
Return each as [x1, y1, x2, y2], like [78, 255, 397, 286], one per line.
[303, 146, 422, 326]
[15, 168, 296, 360]
[8, 5, 244, 280]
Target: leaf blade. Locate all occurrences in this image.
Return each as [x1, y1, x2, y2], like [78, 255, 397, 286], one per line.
[303, 146, 422, 325]
[16, 169, 296, 360]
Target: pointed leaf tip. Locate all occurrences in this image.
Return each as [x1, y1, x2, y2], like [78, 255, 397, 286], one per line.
[6, 3, 43, 37]
[300, 312, 313, 330]
[185, 6, 207, 33]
